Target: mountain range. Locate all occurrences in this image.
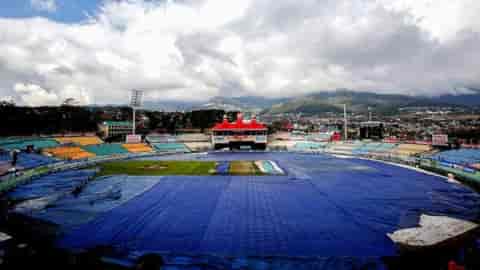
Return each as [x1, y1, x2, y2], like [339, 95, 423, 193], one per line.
[142, 90, 480, 114]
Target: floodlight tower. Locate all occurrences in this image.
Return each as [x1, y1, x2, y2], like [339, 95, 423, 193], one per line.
[343, 104, 348, 141]
[130, 90, 144, 135]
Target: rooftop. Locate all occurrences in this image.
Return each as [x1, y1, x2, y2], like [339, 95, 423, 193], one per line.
[212, 113, 267, 131]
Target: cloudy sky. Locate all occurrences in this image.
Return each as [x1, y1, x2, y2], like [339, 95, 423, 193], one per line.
[0, 0, 479, 106]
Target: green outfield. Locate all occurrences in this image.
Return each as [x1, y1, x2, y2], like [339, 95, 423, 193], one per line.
[96, 160, 217, 176]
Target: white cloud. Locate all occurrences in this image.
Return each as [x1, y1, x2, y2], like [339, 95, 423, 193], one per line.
[14, 83, 59, 106]
[0, 95, 15, 104]
[377, 0, 480, 42]
[1, 0, 480, 106]
[13, 82, 90, 106]
[30, 0, 57, 13]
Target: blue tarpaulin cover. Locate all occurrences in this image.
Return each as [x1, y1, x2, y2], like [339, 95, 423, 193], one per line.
[7, 152, 480, 269]
[215, 161, 230, 174]
[8, 169, 96, 201]
[30, 175, 162, 229]
[0, 152, 55, 169]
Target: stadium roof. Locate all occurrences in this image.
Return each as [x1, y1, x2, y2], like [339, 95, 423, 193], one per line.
[102, 121, 133, 127]
[212, 113, 267, 131]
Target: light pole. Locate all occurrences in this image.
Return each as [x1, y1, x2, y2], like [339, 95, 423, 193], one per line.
[343, 104, 348, 141]
[130, 90, 144, 135]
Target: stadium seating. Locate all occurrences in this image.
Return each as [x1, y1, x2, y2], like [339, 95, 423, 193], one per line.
[369, 143, 397, 155]
[146, 135, 177, 143]
[305, 133, 333, 142]
[82, 144, 129, 156]
[122, 143, 153, 153]
[146, 134, 209, 144]
[183, 142, 210, 152]
[350, 142, 398, 158]
[151, 143, 190, 153]
[7, 169, 96, 202]
[391, 144, 432, 156]
[18, 153, 56, 168]
[175, 133, 210, 142]
[376, 143, 398, 152]
[352, 142, 382, 155]
[55, 136, 103, 146]
[326, 141, 364, 155]
[430, 149, 480, 165]
[44, 146, 96, 160]
[0, 152, 55, 169]
[292, 141, 328, 151]
[0, 138, 59, 151]
[0, 138, 22, 145]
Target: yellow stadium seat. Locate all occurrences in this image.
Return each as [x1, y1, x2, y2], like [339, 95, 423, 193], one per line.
[44, 146, 96, 160]
[122, 143, 153, 153]
[55, 136, 103, 146]
[392, 144, 432, 156]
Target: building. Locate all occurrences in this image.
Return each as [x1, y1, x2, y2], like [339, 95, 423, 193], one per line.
[99, 121, 133, 139]
[359, 121, 384, 139]
[212, 113, 268, 150]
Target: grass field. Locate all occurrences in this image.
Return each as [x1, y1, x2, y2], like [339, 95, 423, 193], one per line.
[229, 161, 264, 175]
[96, 160, 217, 176]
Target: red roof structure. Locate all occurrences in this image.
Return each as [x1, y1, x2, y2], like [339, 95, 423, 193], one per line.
[212, 113, 267, 131]
[283, 122, 294, 132]
[330, 131, 342, 141]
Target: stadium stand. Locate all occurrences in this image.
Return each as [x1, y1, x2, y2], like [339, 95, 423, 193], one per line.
[392, 144, 432, 157]
[430, 149, 480, 166]
[8, 169, 96, 202]
[122, 143, 153, 153]
[145, 134, 177, 143]
[16, 153, 56, 169]
[44, 146, 96, 160]
[175, 133, 210, 142]
[352, 142, 382, 155]
[82, 144, 129, 156]
[151, 143, 190, 153]
[183, 142, 211, 152]
[0, 138, 59, 151]
[292, 141, 328, 151]
[55, 136, 103, 146]
[0, 138, 21, 145]
[268, 140, 296, 151]
[368, 143, 398, 157]
[326, 141, 364, 155]
[0, 152, 55, 169]
[306, 133, 333, 142]
[146, 134, 210, 151]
